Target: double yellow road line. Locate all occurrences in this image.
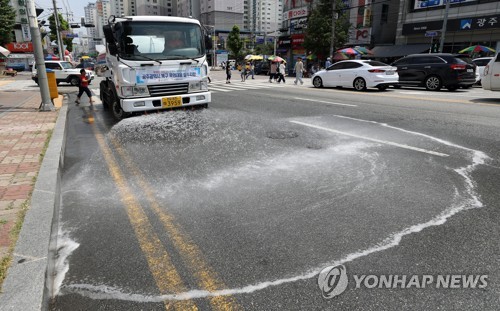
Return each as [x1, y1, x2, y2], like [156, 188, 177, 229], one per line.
[90, 113, 240, 310]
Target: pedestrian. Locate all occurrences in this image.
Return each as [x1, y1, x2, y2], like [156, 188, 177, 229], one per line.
[269, 61, 277, 83]
[294, 57, 305, 85]
[277, 61, 286, 84]
[241, 63, 247, 82]
[249, 61, 255, 79]
[75, 69, 93, 105]
[225, 63, 231, 83]
[325, 57, 332, 69]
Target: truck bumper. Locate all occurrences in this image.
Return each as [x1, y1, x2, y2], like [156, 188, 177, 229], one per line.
[121, 91, 211, 112]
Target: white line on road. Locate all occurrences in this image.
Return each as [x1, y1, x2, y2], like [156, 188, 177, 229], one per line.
[289, 120, 449, 157]
[294, 97, 357, 107]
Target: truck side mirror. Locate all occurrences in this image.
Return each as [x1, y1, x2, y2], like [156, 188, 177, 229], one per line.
[103, 25, 118, 55]
[205, 35, 213, 50]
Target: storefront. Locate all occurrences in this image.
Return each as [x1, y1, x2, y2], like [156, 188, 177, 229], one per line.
[5, 42, 34, 71]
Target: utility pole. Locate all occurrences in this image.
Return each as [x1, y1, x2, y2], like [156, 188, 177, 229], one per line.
[439, 0, 451, 53]
[26, 0, 54, 111]
[52, 0, 65, 60]
[329, 1, 337, 58]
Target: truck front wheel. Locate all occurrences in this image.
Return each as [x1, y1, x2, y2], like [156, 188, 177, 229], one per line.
[110, 93, 129, 121]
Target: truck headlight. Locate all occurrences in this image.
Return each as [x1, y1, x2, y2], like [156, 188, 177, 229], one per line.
[189, 81, 208, 92]
[121, 85, 150, 97]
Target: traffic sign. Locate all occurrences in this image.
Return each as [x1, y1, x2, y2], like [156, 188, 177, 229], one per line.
[425, 31, 438, 37]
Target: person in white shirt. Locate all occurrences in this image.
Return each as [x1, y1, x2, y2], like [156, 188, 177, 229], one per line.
[294, 57, 304, 85]
[277, 61, 286, 83]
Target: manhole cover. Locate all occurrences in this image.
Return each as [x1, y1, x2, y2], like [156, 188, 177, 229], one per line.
[266, 130, 299, 139]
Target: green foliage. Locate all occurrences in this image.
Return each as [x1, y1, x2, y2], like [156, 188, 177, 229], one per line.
[0, 0, 16, 46]
[303, 0, 351, 58]
[48, 13, 69, 43]
[48, 13, 74, 52]
[227, 25, 244, 61]
[255, 43, 274, 56]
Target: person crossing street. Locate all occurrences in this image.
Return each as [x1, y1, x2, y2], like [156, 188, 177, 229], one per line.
[294, 57, 305, 85]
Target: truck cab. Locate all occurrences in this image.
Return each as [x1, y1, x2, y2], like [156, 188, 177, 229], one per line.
[100, 16, 212, 120]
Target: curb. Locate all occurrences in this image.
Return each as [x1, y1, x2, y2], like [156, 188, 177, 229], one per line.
[0, 99, 69, 311]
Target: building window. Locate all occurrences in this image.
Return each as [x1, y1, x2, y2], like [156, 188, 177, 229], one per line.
[381, 4, 389, 24]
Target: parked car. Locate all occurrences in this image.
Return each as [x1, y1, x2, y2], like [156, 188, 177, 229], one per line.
[76, 61, 95, 71]
[32, 60, 95, 86]
[311, 60, 399, 91]
[472, 57, 493, 85]
[481, 54, 500, 91]
[391, 53, 476, 91]
[254, 61, 270, 75]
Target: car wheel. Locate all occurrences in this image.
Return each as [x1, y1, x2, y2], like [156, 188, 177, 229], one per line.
[377, 85, 388, 91]
[111, 92, 129, 120]
[313, 76, 323, 88]
[424, 75, 441, 91]
[353, 77, 367, 91]
[69, 76, 80, 86]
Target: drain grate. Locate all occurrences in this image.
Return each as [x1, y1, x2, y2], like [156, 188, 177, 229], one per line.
[266, 131, 299, 139]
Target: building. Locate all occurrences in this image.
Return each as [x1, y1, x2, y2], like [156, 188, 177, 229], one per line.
[96, 0, 111, 40]
[5, 0, 36, 70]
[84, 3, 98, 52]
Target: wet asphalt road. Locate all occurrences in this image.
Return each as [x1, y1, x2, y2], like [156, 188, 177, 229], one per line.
[50, 74, 500, 310]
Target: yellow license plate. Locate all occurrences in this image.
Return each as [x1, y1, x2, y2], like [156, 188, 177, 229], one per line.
[162, 96, 182, 108]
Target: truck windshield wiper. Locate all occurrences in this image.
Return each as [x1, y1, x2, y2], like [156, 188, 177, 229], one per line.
[129, 54, 162, 65]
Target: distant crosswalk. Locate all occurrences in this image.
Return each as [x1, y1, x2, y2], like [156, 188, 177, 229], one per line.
[209, 80, 291, 93]
[90, 80, 299, 97]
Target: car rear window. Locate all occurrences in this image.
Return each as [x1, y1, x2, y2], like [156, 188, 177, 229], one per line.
[473, 59, 492, 66]
[365, 61, 389, 67]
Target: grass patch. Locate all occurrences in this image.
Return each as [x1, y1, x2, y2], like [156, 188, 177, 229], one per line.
[0, 219, 7, 225]
[39, 129, 53, 161]
[0, 198, 29, 287]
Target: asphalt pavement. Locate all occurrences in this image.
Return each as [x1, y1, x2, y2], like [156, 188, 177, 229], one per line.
[52, 72, 500, 310]
[5, 70, 500, 310]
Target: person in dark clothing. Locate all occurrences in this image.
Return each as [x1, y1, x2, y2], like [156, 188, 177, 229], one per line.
[226, 63, 232, 83]
[75, 69, 93, 105]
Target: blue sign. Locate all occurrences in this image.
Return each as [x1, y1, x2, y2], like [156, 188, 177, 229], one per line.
[460, 19, 472, 30]
[425, 31, 438, 37]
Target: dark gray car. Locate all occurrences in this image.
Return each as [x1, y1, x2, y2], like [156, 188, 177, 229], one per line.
[391, 53, 476, 91]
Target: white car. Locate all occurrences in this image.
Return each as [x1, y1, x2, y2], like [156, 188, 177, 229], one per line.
[32, 60, 95, 86]
[311, 60, 399, 91]
[472, 57, 493, 85]
[481, 54, 500, 91]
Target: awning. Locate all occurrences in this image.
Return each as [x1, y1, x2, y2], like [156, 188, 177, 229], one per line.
[371, 44, 430, 58]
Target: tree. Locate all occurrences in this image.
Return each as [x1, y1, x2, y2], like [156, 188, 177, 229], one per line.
[48, 13, 73, 52]
[227, 25, 244, 61]
[303, 0, 350, 59]
[0, 0, 15, 46]
[255, 43, 273, 56]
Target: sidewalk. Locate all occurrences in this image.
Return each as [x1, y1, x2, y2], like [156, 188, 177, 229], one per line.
[0, 86, 58, 285]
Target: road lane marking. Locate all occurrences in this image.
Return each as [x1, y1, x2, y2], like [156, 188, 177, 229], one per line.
[294, 97, 358, 107]
[290, 120, 449, 157]
[109, 137, 242, 311]
[91, 124, 198, 310]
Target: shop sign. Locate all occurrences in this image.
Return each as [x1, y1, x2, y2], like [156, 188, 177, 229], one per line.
[402, 13, 500, 35]
[283, 7, 308, 21]
[6, 42, 34, 52]
[291, 34, 305, 47]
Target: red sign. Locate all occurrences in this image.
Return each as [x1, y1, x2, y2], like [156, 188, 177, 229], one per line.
[6, 42, 34, 52]
[291, 34, 305, 48]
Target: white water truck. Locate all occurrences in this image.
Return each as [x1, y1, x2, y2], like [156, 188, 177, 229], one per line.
[99, 15, 212, 120]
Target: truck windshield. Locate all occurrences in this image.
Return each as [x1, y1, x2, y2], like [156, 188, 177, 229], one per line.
[119, 21, 205, 61]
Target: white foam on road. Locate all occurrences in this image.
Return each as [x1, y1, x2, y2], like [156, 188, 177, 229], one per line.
[51, 229, 80, 297]
[59, 116, 489, 302]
